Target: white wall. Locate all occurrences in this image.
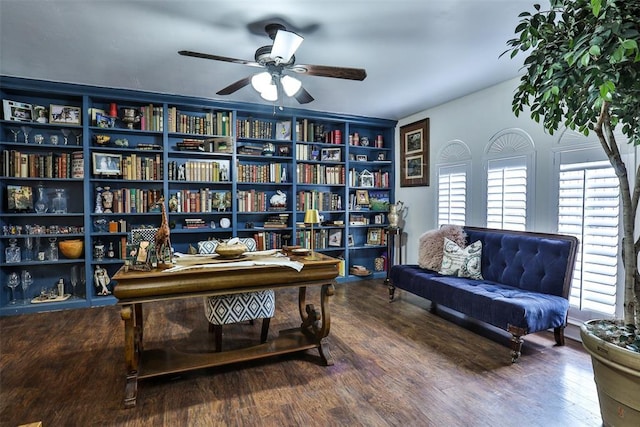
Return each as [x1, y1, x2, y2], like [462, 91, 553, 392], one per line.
[395, 77, 585, 264]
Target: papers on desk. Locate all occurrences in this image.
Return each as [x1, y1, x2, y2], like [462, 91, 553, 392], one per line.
[165, 250, 304, 273]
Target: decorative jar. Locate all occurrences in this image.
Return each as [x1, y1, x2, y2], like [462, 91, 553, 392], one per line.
[5, 238, 21, 263]
[51, 189, 68, 214]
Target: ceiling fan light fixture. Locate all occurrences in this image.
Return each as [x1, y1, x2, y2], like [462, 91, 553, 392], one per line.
[260, 83, 278, 101]
[281, 75, 302, 97]
[251, 71, 272, 93]
[271, 30, 303, 63]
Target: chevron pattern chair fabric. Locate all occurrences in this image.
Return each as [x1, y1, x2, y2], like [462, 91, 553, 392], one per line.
[199, 238, 274, 351]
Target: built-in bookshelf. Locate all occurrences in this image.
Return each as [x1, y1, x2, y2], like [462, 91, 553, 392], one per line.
[0, 76, 396, 316]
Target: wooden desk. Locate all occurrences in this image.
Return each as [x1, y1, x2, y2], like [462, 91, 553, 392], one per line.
[113, 253, 339, 408]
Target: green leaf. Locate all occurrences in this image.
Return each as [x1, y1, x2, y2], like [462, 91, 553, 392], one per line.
[589, 45, 601, 56]
[621, 39, 638, 50]
[591, 0, 601, 17]
[580, 52, 591, 66]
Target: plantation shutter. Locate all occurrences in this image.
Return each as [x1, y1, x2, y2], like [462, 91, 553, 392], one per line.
[486, 157, 527, 230]
[558, 160, 619, 315]
[437, 164, 467, 227]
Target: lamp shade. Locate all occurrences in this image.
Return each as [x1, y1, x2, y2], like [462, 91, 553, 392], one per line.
[304, 209, 320, 224]
[260, 83, 278, 101]
[251, 71, 272, 93]
[271, 30, 303, 63]
[281, 75, 302, 97]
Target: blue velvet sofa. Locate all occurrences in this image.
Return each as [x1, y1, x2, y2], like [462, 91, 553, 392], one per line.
[389, 226, 578, 362]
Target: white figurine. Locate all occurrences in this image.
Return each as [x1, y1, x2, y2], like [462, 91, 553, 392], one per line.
[94, 265, 111, 295]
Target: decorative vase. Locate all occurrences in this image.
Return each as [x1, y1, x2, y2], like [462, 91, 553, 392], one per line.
[51, 189, 68, 214]
[5, 238, 21, 263]
[387, 201, 405, 228]
[46, 237, 58, 261]
[580, 320, 640, 426]
[94, 187, 104, 214]
[102, 186, 114, 213]
[34, 185, 48, 214]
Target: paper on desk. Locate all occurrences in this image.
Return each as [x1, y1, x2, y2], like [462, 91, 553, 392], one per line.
[164, 251, 303, 273]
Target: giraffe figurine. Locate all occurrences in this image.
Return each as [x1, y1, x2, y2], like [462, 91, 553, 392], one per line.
[154, 196, 172, 266]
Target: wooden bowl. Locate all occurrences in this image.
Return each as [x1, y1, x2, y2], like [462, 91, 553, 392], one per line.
[215, 243, 247, 259]
[59, 239, 84, 259]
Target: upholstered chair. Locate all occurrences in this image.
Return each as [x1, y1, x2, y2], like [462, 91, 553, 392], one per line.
[198, 238, 275, 352]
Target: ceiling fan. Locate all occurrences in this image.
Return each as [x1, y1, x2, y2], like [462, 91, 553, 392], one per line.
[178, 23, 367, 105]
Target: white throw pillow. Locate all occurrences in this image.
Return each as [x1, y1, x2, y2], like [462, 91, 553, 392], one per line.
[438, 237, 483, 280]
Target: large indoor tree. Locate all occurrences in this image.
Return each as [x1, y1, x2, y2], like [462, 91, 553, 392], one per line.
[503, 0, 639, 338]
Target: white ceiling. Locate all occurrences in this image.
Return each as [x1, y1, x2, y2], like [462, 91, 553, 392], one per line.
[0, 0, 531, 121]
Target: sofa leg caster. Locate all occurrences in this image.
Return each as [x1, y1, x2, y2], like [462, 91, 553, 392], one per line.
[388, 283, 396, 302]
[510, 334, 523, 363]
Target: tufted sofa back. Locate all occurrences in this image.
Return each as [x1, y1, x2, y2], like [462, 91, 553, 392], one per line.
[464, 227, 578, 298]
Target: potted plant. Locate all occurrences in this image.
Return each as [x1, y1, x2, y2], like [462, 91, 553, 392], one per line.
[503, 0, 639, 424]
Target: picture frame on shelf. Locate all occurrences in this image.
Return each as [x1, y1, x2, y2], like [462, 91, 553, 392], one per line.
[3, 99, 33, 122]
[49, 104, 82, 125]
[7, 185, 33, 212]
[400, 118, 430, 187]
[89, 108, 105, 126]
[95, 112, 115, 128]
[277, 145, 290, 156]
[377, 152, 386, 161]
[367, 228, 383, 245]
[321, 147, 341, 161]
[92, 152, 122, 176]
[328, 229, 342, 247]
[347, 234, 355, 247]
[33, 105, 48, 123]
[275, 120, 292, 140]
[368, 190, 390, 211]
[355, 189, 370, 206]
[356, 154, 368, 162]
[359, 169, 374, 188]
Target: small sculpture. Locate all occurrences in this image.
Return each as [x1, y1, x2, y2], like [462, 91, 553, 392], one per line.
[269, 190, 287, 208]
[94, 265, 111, 295]
[153, 197, 173, 266]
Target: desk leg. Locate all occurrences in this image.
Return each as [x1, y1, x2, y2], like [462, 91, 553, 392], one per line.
[298, 284, 335, 366]
[121, 304, 140, 408]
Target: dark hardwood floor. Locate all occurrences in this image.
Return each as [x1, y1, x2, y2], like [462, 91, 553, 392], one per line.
[1, 279, 602, 426]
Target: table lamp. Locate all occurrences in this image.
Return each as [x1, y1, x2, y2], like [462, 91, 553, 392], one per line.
[304, 209, 321, 260]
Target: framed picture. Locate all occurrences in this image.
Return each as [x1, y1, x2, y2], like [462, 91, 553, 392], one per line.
[7, 185, 33, 212]
[377, 152, 386, 161]
[356, 154, 368, 162]
[275, 120, 292, 140]
[400, 118, 430, 187]
[3, 100, 33, 121]
[278, 145, 290, 156]
[347, 234, 355, 247]
[92, 152, 122, 175]
[49, 104, 82, 125]
[95, 112, 115, 128]
[321, 147, 341, 161]
[328, 229, 342, 247]
[367, 228, 382, 245]
[359, 169, 374, 188]
[355, 189, 370, 206]
[311, 147, 320, 161]
[369, 190, 390, 211]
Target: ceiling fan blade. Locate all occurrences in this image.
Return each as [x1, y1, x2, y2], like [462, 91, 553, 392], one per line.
[291, 64, 367, 81]
[294, 86, 314, 104]
[178, 50, 262, 68]
[216, 76, 252, 95]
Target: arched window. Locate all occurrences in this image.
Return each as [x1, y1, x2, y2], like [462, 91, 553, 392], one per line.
[436, 140, 471, 227]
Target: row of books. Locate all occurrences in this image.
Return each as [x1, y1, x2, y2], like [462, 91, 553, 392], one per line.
[167, 108, 231, 136]
[138, 104, 164, 131]
[237, 190, 271, 213]
[237, 163, 287, 183]
[170, 190, 231, 213]
[295, 119, 342, 144]
[347, 169, 390, 188]
[167, 160, 229, 182]
[296, 228, 343, 249]
[296, 164, 345, 185]
[104, 188, 163, 214]
[252, 231, 287, 251]
[236, 118, 274, 139]
[120, 153, 162, 181]
[296, 191, 343, 211]
[2, 150, 82, 179]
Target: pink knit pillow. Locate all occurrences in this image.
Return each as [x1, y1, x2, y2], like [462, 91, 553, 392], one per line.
[418, 225, 467, 271]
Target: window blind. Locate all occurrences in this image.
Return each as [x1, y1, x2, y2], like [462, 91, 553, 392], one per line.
[486, 158, 527, 230]
[558, 160, 619, 315]
[437, 164, 467, 227]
